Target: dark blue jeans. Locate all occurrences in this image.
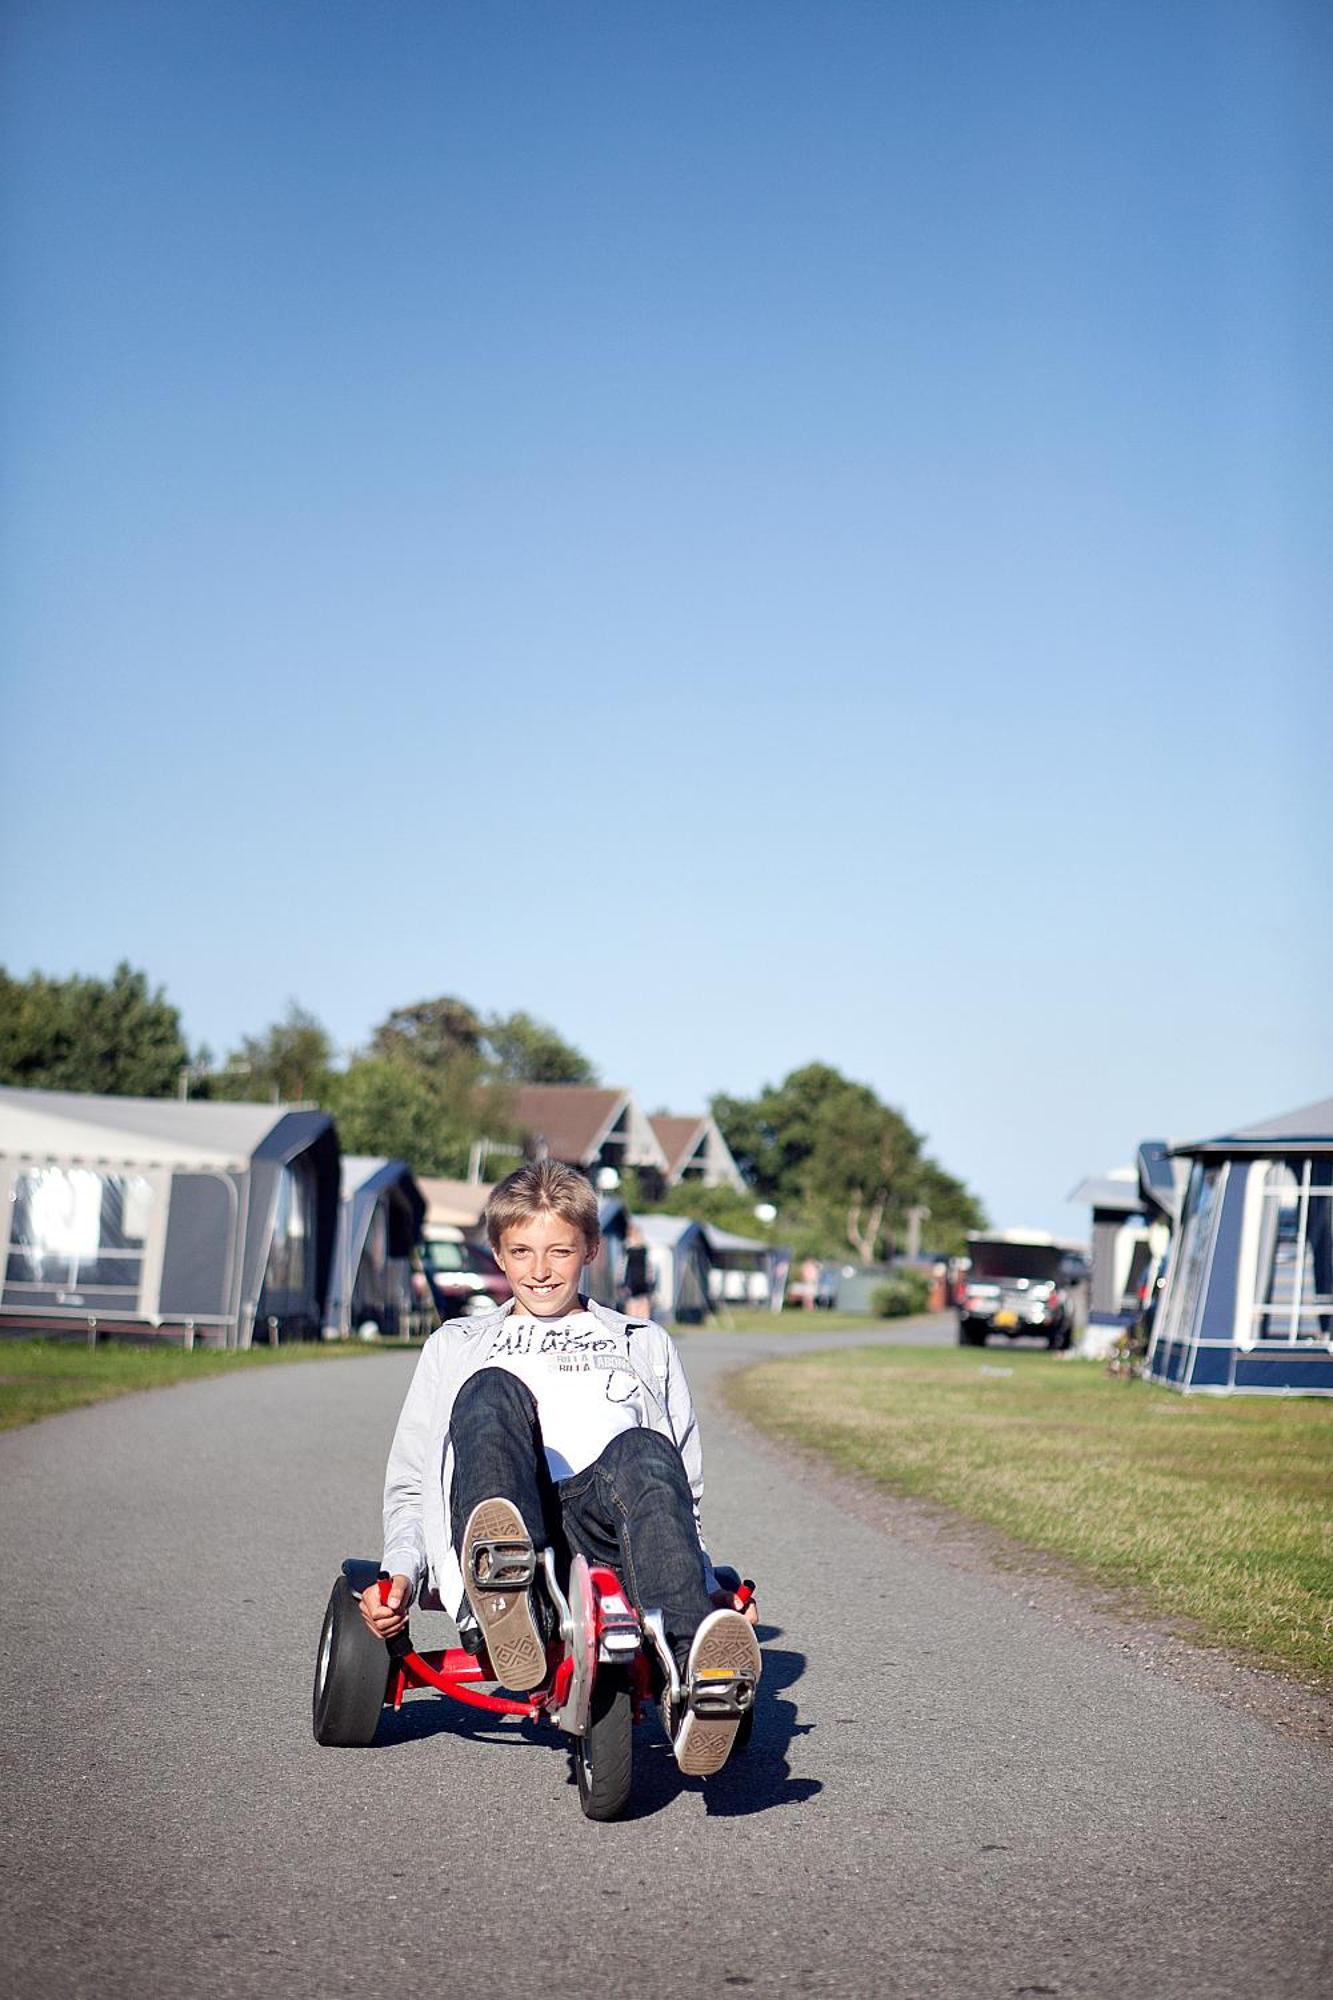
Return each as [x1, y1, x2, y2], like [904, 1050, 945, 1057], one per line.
[449, 1367, 714, 1649]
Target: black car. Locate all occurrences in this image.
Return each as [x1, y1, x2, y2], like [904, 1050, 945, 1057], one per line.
[956, 1234, 1086, 1350]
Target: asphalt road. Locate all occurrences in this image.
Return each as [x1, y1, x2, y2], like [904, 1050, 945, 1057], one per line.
[2, 1318, 1329, 2000]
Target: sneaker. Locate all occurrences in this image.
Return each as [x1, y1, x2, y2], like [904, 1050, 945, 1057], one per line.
[461, 1497, 547, 1692]
[673, 1609, 761, 1777]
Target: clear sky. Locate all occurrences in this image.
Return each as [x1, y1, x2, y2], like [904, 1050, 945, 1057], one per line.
[3, 0, 1329, 1235]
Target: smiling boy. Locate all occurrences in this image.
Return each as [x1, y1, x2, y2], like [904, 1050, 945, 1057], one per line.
[360, 1159, 760, 1777]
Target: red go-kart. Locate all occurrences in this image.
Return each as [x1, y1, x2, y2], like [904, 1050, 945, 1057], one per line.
[312, 1550, 757, 1821]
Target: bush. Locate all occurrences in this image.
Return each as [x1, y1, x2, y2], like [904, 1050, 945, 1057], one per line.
[870, 1269, 932, 1319]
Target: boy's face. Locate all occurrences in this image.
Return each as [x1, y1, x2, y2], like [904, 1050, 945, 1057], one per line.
[494, 1208, 596, 1319]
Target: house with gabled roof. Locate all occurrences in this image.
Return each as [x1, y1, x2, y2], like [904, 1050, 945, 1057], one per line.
[511, 1084, 668, 1187]
[648, 1114, 746, 1193]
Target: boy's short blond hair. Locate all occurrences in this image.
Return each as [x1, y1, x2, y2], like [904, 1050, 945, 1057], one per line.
[484, 1160, 601, 1253]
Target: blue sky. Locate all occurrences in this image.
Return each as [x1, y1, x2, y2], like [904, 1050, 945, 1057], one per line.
[3, 0, 1329, 1234]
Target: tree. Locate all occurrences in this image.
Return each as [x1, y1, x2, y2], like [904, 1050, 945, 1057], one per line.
[0, 962, 190, 1098]
[911, 1158, 988, 1258]
[318, 994, 524, 1176]
[711, 1063, 984, 1262]
[649, 1179, 774, 1240]
[370, 996, 483, 1072]
[803, 1078, 923, 1261]
[483, 1010, 597, 1085]
[207, 1003, 334, 1104]
[325, 1057, 464, 1175]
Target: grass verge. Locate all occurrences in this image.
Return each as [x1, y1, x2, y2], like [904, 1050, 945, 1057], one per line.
[701, 1308, 913, 1334]
[728, 1344, 1333, 1688]
[0, 1338, 380, 1432]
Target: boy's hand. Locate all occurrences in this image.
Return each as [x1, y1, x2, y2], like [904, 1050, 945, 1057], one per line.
[711, 1586, 759, 1627]
[359, 1573, 412, 1639]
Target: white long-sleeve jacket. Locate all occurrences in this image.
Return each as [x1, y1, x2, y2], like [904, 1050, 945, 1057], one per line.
[380, 1297, 718, 1615]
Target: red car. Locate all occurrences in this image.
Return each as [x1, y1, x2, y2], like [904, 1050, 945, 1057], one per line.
[422, 1234, 511, 1319]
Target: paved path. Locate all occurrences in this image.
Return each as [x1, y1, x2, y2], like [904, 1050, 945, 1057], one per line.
[2, 1320, 1329, 1999]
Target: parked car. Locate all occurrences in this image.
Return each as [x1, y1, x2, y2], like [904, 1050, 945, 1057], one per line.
[955, 1232, 1086, 1350]
[423, 1231, 511, 1319]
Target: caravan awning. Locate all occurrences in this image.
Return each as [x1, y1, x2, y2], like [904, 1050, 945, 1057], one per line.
[1174, 1096, 1333, 1159]
[0, 1086, 302, 1171]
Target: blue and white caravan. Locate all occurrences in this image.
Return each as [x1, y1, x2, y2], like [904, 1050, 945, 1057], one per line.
[1146, 1097, 1333, 1395]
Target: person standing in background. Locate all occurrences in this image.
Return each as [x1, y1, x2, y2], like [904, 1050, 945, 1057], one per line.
[622, 1222, 655, 1320]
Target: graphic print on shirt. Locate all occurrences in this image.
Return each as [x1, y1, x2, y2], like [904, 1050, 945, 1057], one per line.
[478, 1311, 644, 1479]
[485, 1315, 636, 1402]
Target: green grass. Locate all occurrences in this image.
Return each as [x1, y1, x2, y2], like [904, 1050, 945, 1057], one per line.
[694, 1307, 925, 1334]
[729, 1344, 1333, 1687]
[0, 1337, 380, 1431]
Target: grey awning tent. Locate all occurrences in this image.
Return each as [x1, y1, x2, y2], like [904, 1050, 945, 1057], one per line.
[326, 1156, 426, 1340]
[0, 1085, 339, 1347]
[702, 1224, 777, 1307]
[1067, 1172, 1145, 1217]
[634, 1214, 713, 1324]
[1147, 1095, 1333, 1394]
[1067, 1168, 1150, 1334]
[584, 1197, 630, 1307]
[1172, 1098, 1333, 1159]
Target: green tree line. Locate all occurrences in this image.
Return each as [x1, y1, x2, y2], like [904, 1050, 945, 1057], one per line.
[0, 964, 984, 1257]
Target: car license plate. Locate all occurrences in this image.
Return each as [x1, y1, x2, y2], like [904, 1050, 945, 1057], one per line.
[994, 1310, 1018, 1329]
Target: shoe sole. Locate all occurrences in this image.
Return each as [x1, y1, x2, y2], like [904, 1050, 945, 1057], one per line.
[675, 1611, 761, 1778]
[461, 1498, 546, 1692]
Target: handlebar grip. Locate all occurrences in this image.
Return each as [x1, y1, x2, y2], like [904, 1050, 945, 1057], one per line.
[735, 1578, 756, 1608]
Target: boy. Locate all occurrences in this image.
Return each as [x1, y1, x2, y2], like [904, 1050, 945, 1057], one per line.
[360, 1159, 760, 1777]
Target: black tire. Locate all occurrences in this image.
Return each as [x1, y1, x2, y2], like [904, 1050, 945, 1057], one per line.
[312, 1576, 391, 1747]
[958, 1318, 986, 1347]
[575, 1665, 633, 1821]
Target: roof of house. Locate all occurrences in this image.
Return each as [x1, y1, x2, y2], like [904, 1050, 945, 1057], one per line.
[339, 1155, 422, 1203]
[635, 1212, 708, 1248]
[703, 1224, 771, 1254]
[1175, 1096, 1333, 1158]
[648, 1115, 708, 1177]
[416, 1176, 494, 1230]
[1067, 1167, 1145, 1215]
[512, 1084, 629, 1164]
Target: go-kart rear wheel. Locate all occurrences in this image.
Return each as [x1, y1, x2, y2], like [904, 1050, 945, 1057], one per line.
[312, 1576, 391, 1747]
[575, 1665, 633, 1821]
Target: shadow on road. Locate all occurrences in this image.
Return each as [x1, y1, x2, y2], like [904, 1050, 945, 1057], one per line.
[374, 1695, 558, 1753]
[619, 1625, 819, 1821]
[366, 1624, 818, 1818]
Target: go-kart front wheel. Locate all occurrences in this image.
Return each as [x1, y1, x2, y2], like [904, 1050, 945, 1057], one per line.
[575, 1665, 633, 1821]
[312, 1576, 391, 1747]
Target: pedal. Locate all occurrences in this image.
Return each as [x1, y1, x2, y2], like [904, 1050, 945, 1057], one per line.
[599, 1614, 642, 1660]
[688, 1670, 756, 1720]
[468, 1538, 536, 1591]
